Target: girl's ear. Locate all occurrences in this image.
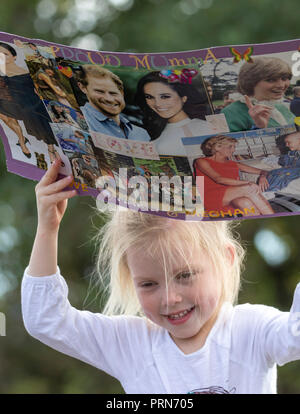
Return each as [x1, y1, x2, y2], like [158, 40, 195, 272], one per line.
[226, 245, 235, 266]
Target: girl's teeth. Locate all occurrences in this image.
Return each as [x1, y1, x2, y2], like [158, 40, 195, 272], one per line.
[168, 309, 190, 319]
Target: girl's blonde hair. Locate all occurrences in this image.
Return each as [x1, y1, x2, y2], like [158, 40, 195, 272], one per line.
[95, 209, 245, 316]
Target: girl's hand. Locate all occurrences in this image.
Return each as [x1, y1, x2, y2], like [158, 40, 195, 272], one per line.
[245, 95, 272, 129]
[35, 159, 76, 234]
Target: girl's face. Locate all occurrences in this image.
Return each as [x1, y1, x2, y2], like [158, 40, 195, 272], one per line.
[127, 242, 222, 353]
[143, 82, 188, 123]
[252, 76, 290, 100]
[213, 140, 236, 158]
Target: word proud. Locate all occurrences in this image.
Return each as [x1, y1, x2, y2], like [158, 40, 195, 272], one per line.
[48, 45, 219, 70]
[95, 168, 204, 218]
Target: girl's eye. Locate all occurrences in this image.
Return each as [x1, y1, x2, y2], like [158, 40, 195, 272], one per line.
[176, 271, 194, 281]
[140, 281, 157, 288]
[160, 94, 171, 99]
[144, 94, 153, 100]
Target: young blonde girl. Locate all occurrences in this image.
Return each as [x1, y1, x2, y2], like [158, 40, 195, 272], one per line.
[22, 159, 300, 394]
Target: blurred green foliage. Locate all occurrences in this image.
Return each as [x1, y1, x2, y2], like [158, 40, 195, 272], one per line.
[1, 0, 300, 394]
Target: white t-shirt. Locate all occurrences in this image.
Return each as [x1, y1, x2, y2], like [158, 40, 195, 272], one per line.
[21, 268, 300, 394]
[153, 118, 212, 156]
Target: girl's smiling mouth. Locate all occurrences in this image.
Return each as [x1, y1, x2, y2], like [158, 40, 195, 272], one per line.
[164, 305, 195, 324]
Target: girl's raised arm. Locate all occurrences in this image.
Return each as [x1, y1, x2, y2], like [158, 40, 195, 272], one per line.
[27, 159, 76, 277]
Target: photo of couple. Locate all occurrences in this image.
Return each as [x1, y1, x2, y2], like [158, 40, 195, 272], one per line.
[66, 63, 215, 156]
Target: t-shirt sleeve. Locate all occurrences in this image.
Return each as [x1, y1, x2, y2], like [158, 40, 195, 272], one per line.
[21, 268, 154, 382]
[232, 284, 300, 372]
[262, 283, 300, 366]
[239, 283, 300, 368]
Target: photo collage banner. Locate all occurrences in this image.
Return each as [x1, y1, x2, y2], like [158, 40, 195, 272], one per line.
[0, 31, 300, 220]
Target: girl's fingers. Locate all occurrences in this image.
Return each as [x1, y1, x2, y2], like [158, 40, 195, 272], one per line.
[39, 158, 66, 185]
[44, 189, 77, 205]
[39, 159, 62, 186]
[42, 175, 74, 196]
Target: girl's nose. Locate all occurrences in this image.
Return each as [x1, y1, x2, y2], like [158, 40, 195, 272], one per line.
[161, 284, 183, 307]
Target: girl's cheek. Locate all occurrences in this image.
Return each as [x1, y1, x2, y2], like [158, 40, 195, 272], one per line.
[136, 292, 151, 310]
[139, 294, 158, 316]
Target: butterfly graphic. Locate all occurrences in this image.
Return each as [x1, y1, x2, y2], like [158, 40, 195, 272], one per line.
[159, 68, 198, 84]
[229, 47, 254, 63]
